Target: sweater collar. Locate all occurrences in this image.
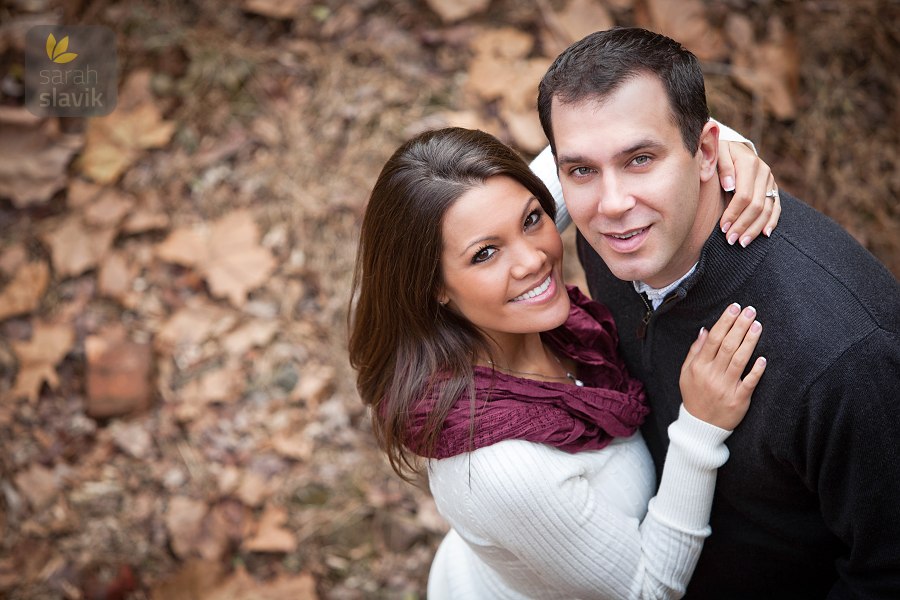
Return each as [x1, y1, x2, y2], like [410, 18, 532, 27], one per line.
[677, 222, 773, 309]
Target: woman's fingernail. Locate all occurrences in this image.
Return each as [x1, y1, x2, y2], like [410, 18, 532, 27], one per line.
[751, 320, 762, 333]
[723, 176, 735, 192]
[699, 326, 706, 337]
[721, 221, 732, 234]
[729, 303, 741, 315]
[743, 306, 756, 319]
[740, 236, 751, 248]
[727, 233, 738, 245]
[764, 226, 772, 237]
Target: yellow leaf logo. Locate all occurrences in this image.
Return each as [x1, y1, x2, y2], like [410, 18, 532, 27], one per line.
[46, 33, 78, 64]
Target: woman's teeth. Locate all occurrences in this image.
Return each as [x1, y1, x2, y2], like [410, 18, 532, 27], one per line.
[512, 276, 551, 302]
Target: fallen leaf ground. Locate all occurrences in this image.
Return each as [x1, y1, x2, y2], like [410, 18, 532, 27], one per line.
[0, 0, 897, 598]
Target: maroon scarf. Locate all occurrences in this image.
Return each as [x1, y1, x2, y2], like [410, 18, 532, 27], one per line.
[407, 286, 649, 458]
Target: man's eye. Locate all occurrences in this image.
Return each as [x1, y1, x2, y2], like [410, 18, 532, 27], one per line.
[632, 155, 651, 166]
[524, 209, 542, 228]
[473, 246, 497, 263]
[572, 167, 593, 177]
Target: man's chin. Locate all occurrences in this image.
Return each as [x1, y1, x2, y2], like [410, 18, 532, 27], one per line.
[600, 256, 657, 284]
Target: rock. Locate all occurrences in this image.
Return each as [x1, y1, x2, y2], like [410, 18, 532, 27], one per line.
[85, 332, 153, 418]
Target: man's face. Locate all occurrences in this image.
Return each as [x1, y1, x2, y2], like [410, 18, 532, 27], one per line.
[552, 73, 720, 288]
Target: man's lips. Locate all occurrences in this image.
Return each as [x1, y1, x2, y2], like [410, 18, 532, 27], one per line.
[602, 226, 650, 251]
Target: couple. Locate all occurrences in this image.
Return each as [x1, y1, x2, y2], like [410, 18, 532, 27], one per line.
[349, 27, 900, 599]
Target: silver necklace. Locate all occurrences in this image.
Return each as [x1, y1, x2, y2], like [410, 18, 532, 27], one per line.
[487, 354, 585, 387]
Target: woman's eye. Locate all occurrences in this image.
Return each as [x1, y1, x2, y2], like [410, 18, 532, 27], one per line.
[524, 209, 542, 228]
[472, 246, 497, 264]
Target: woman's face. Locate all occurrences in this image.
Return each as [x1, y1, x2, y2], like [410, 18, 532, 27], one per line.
[439, 175, 570, 346]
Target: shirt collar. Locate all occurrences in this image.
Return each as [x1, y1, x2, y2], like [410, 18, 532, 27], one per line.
[632, 263, 698, 310]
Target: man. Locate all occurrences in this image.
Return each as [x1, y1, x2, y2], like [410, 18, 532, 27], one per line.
[533, 27, 900, 598]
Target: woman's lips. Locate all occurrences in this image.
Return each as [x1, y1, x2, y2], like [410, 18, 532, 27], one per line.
[510, 274, 555, 304]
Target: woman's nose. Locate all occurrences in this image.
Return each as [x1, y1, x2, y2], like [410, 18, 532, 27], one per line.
[509, 241, 545, 279]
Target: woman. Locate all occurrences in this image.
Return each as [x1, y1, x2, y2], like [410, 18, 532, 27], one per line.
[349, 128, 771, 599]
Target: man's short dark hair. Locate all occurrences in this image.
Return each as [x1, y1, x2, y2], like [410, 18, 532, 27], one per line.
[538, 27, 711, 156]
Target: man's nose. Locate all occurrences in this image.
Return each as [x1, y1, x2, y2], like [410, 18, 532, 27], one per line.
[598, 178, 635, 218]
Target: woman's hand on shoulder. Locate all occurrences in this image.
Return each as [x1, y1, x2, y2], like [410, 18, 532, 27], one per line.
[717, 140, 782, 248]
[679, 303, 767, 431]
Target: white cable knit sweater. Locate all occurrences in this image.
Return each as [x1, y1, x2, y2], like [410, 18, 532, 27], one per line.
[426, 405, 731, 599]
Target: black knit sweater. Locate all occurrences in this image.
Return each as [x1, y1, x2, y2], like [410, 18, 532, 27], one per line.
[578, 192, 900, 599]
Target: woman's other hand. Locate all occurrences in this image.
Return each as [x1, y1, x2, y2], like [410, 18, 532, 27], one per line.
[679, 303, 767, 431]
[717, 140, 782, 248]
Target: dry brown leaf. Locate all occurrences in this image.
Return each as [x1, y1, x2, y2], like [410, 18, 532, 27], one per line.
[155, 226, 206, 265]
[292, 364, 336, 408]
[83, 189, 136, 228]
[203, 566, 318, 600]
[66, 178, 103, 208]
[640, 0, 726, 61]
[554, 0, 614, 45]
[727, 15, 799, 120]
[13, 464, 59, 510]
[222, 319, 280, 356]
[242, 0, 308, 19]
[501, 108, 548, 154]
[466, 28, 550, 136]
[41, 215, 117, 278]
[470, 27, 533, 59]
[0, 261, 49, 321]
[110, 420, 154, 459]
[150, 559, 225, 600]
[236, 471, 271, 508]
[426, 0, 490, 23]
[0, 112, 83, 207]
[0, 244, 27, 276]
[271, 429, 313, 461]
[122, 190, 171, 234]
[98, 251, 138, 303]
[156, 211, 277, 307]
[243, 504, 297, 553]
[180, 365, 242, 405]
[79, 73, 175, 184]
[155, 301, 236, 354]
[165, 496, 209, 559]
[11, 321, 75, 402]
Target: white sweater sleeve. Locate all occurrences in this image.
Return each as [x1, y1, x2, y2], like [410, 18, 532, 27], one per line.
[529, 119, 754, 234]
[428, 405, 731, 600]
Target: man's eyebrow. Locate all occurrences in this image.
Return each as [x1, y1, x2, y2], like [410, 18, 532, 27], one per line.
[557, 138, 665, 167]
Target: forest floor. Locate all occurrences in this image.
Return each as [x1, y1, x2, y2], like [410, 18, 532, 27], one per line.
[0, 0, 897, 598]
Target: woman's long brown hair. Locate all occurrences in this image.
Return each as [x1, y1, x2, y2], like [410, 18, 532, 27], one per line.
[348, 128, 557, 480]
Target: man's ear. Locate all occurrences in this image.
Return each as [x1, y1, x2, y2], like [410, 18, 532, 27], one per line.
[697, 120, 720, 184]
